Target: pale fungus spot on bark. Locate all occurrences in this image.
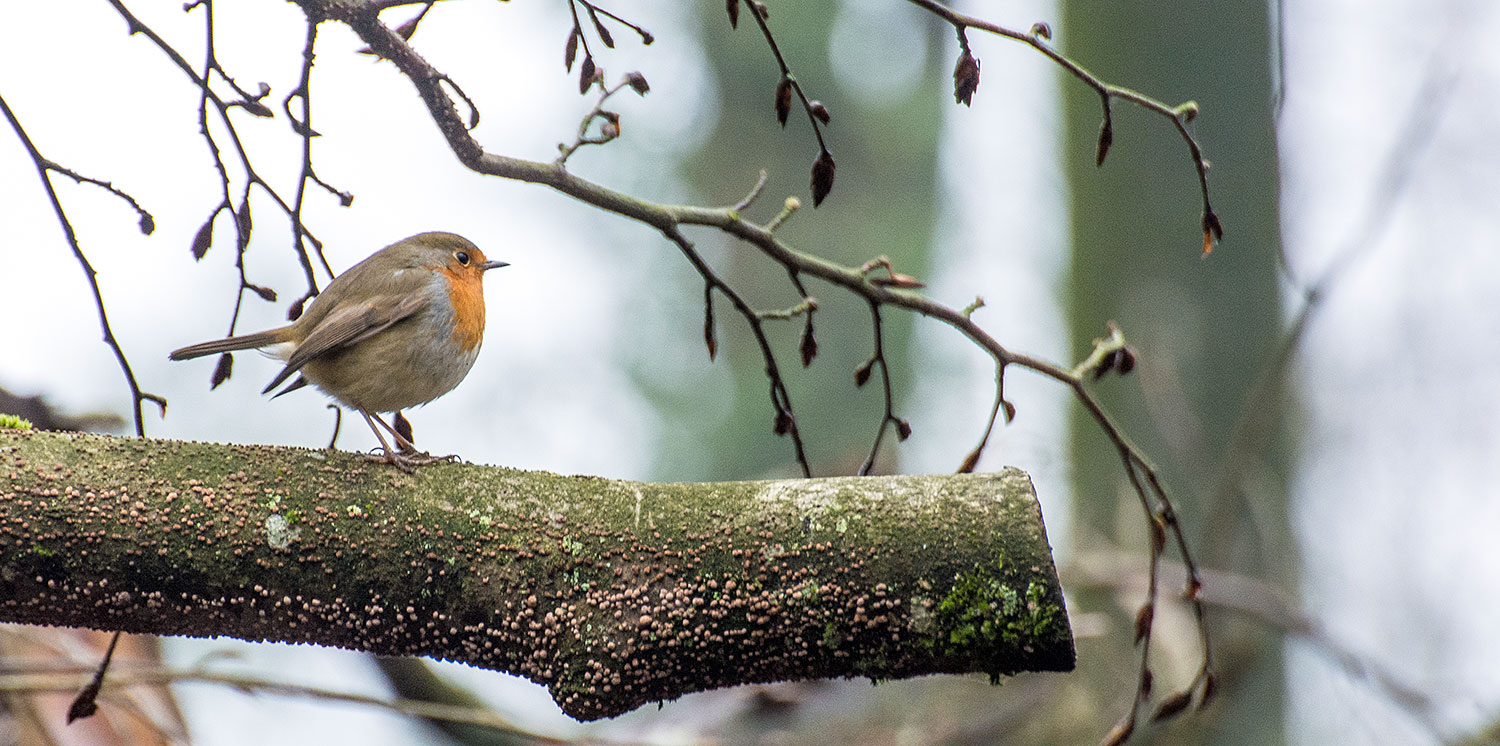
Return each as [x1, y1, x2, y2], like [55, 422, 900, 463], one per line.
[265, 513, 301, 549]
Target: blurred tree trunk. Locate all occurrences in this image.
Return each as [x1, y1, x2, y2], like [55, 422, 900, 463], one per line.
[656, 3, 946, 480]
[1062, 0, 1288, 743]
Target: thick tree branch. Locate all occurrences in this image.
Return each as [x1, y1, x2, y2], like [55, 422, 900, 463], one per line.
[0, 430, 1073, 721]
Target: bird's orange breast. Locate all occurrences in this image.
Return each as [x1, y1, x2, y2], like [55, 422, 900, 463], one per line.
[442, 266, 487, 353]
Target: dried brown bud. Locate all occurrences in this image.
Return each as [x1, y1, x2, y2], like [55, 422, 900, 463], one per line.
[809, 100, 830, 124]
[190, 212, 215, 260]
[249, 283, 277, 303]
[640, 30, 654, 45]
[576, 55, 594, 94]
[139, 212, 155, 235]
[751, 1, 768, 19]
[236, 199, 252, 235]
[957, 447, 981, 474]
[894, 418, 912, 441]
[1202, 209, 1223, 255]
[773, 410, 793, 436]
[1133, 604, 1154, 644]
[854, 358, 874, 387]
[624, 71, 650, 95]
[589, 10, 614, 48]
[774, 76, 792, 127]
[66, 682, 100, 724]
[1001, 398, 1016, 423]
[799, 321, 817, 367]
[289, 116, 321, 138]
[1096, 112, 1114, 167]
[393, 411, 414, 444]
[393, 16, 420, 40]
[1030, 21, 1052, 40]
[810, 149, 836, 207]
[704, 299, 718, 361]
[1153, 690, 1194, 722]
[210, 353, 233, 390]
[235, 199, 252, 251]
[1092, 351, 1116, 380]
[288, 294, 308, 322]
[1141, 668, 1154, 697]
[579, 55, 596, 94]
[1117, 345, 1137, 375]
[953, 50, 980, 106]
[239, 99, 273, 118]
[726, 0, 739, 28]
[564, 27, 580, 71]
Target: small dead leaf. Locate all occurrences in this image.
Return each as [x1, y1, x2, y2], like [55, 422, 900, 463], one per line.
[211, 353, 233, 389]
[953, 50, 980, 106]
[774, 76, 792, 127]
[565, 27, 580, 71]
[810, 149, 835, 207]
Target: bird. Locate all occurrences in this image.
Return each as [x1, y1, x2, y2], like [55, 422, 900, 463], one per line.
[169, 231, 507, 471]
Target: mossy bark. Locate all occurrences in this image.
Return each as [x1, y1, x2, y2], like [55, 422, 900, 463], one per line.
[0, 430, 1072, 719]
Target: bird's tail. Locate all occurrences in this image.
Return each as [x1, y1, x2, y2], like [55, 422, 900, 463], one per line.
[168, 330, 288, 361]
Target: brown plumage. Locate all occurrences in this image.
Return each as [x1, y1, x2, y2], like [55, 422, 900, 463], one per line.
[170, 232, 507, 471]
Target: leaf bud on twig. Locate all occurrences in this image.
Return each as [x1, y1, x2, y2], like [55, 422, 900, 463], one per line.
[953, 50, 980, 106]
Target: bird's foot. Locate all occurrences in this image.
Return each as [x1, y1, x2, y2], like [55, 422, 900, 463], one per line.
[368, 448, 459, 473]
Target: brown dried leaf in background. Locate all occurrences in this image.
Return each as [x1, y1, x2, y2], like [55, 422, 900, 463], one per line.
[1134, 604, 1154, 644]
[810, 149, 835, 206]
[953, 50, 980, 106]
[854, 358, 874, 387]
[1202, 209, 1224, 255]
[774, 76, 792, 126]
[1096, 111, 1114, 167]
[564, 26, 580, 70]
[587, 8, 614, 48]
[579, 55, 596, 94]
[799, 321, 817, 367]
[624, 71, 650, 95]
[211, 353, 233, 389]
[190, 212, 215, 260]
[773, 410, 793, 436]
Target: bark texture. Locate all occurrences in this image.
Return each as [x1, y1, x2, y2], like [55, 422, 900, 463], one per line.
[0, 430, 1072, 719]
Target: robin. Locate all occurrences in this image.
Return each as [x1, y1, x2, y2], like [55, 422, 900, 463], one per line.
[170, 232, 507, 471]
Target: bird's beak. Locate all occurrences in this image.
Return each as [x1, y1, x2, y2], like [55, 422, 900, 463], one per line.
[482, 260, 509, 271]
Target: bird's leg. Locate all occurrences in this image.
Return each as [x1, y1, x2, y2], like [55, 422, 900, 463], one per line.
[362, 411, 457, 470]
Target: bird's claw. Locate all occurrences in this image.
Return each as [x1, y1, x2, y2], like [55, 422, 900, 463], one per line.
[368, 448, 459, 472]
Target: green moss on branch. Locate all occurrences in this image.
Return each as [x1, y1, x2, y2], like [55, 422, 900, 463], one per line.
[0, 430, 1072, 719]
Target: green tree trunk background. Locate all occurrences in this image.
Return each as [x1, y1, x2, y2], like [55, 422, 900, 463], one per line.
[1062, 0, 1288, 743]
[647, 4, 946, 481]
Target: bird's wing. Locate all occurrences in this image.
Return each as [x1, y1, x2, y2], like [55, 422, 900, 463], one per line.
[260, 293, 425, 395]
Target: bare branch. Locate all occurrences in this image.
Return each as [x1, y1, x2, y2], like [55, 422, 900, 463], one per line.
[0, 93, 166, 437]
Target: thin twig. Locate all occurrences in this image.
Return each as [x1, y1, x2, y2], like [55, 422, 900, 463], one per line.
[903, 0, 1220, 252]
[0, 93, 166, 437]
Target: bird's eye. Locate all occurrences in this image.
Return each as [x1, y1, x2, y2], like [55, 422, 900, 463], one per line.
[454, 250, 470, 266]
